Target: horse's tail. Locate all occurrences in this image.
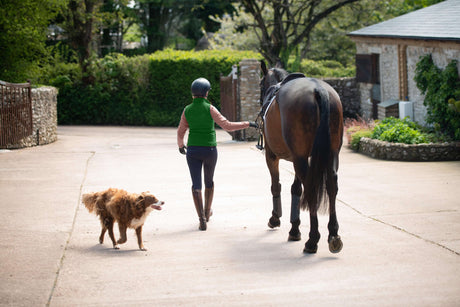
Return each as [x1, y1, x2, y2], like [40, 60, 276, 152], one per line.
[301, 85, 331, 213]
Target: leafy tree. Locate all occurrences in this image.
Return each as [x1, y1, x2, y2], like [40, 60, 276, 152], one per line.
[135, 0, 235, 53]
[206, 8, 260, 51]
[61, 0, 102, 84]
[0, 0, 61, 82]
[99, 0, 137, 56]
[210, 0, 445, 69]
[306, 0, 445, 66]
[136, 0, 173, 52]
[394, 0, 445, 15]
[238, 0, 360, 68]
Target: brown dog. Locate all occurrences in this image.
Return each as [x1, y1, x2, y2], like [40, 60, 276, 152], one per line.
[82, 188, 164, 251]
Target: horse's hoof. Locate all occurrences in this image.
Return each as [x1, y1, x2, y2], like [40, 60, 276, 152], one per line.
[199, 220, 207, 231]
[328, 235, 343, 253]
[303, 245, 317, 254]
[303, 241, 318, 254]
[288, 232, 301, 241]
[268, 216, 280, 228]
[268, 221, 279, 228]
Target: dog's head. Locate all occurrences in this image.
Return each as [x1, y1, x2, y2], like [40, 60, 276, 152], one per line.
[136, 192, 164, 211]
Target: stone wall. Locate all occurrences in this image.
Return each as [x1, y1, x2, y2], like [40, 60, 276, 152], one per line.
[238, 59, 261, 140]
[323, 77, 360, 118]
[5, 86, 58, 149]
[359, 137, 460, 161]
[358, 82, 373, 120]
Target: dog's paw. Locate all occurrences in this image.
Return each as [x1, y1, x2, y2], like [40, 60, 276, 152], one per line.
[113, 244, 120, 250]
[139, 244, 147, 252]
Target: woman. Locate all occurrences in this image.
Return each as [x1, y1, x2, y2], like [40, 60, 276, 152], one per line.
[177, 77, 257, 231]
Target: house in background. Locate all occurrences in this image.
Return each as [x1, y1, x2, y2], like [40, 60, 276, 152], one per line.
[348, 0, 460, 124]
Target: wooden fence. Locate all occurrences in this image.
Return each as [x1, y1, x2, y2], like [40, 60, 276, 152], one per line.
[0, 80, 33, 147]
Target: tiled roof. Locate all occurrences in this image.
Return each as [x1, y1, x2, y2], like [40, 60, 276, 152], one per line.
[348, 0, 460, 41]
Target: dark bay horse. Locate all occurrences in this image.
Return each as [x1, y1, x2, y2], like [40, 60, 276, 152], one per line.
[259, 61, 344, 254]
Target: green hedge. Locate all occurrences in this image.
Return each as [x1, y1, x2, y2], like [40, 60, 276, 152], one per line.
[288, 58, 355, 78]
[53, 50, 262, 126]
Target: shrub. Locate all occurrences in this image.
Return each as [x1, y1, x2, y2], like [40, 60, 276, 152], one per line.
[50, 50, 262, 126]
[289, 58, 355, 78]
[414, 55, 460, 140]
[350, 129, 373, 151]
[347, 116, 455, 151]
[371, 117, 427, 144]
[344, 116, 375, 147]
[56, 53, 152, 125]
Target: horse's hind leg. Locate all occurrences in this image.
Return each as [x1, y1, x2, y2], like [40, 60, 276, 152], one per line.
[288, 176, 302, 241]
[266, 149, 282, 228]
[327, 152, 343, 253]
[300, 153, 320, 253]
[304, 213, 320, 253]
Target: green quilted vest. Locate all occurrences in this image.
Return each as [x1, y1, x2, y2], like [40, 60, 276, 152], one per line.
[184, 98, 216, 147]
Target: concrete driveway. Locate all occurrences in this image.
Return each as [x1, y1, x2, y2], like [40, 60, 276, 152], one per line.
[1, 126, 459, 306]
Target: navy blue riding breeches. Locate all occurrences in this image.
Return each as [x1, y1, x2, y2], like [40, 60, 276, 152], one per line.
[186, 146, 217, 190]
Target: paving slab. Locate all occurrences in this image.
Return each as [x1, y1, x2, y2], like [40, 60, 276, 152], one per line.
[0, 126, 459, 306]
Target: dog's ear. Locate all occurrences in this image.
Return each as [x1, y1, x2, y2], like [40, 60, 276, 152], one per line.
[135, 195, 145, 211]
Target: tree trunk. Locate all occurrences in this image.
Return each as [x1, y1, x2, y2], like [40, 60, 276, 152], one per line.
[145, 3, 169, 53]
[68, 0, 98, 84]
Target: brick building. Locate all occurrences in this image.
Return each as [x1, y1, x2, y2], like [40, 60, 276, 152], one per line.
[348, 0, 460, 124]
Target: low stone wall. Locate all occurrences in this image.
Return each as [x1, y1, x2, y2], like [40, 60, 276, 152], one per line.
[7, 86, 58, 149]
[359, 137, 460, 161]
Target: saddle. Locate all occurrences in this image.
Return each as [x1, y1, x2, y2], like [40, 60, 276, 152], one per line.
[256, 73, 306, 150]
[260, 73, 306, 117]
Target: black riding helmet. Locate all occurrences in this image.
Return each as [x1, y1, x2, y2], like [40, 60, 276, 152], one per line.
[191, 78, 211, 97]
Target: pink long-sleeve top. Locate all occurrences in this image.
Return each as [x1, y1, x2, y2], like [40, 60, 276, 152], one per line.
[177, 105, 249, 148]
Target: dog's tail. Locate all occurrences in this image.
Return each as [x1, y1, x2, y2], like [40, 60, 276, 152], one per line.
[82, 193, 98, 213]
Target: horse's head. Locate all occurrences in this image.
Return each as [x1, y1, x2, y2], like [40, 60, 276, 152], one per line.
[260, 61, 288, 105]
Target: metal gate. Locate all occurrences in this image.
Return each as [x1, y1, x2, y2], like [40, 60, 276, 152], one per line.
[220, 65, 241, 140]
[0, 80, 33, 147]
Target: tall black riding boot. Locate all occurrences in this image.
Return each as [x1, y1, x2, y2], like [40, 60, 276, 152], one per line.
[192, 189, 206, 231]
[205, 187, 214, 222]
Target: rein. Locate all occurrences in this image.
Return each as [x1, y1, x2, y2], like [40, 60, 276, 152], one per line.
[255, 85, 279, 150]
